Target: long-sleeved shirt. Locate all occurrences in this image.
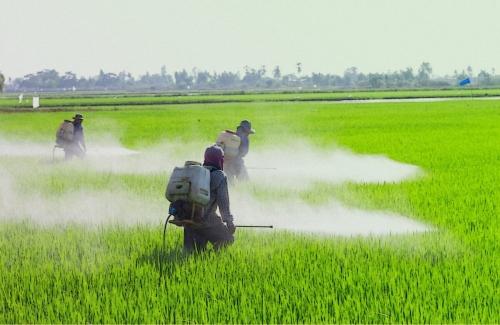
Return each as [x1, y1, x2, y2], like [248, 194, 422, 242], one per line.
[203, 166, 234, 224]
[72, 122, 85, 146]
[236, 127, 249, 159]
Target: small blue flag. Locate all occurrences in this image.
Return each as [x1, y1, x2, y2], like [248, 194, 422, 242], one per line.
[459, 77, 471, 86]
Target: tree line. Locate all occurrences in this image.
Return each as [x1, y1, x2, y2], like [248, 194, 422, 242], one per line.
[1, 62, 499, 93]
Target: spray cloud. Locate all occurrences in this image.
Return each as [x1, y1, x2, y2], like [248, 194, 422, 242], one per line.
[0, 137, 430, 236]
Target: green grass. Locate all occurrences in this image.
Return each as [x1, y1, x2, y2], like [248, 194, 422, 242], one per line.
[2, 87, 500, 110]
[0, 98, 499, 323]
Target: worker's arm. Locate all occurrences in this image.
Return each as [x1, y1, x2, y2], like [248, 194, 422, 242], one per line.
[238, 136, 249, 158]
[74, 126, 86, 152]
[215, 174, 234, 224]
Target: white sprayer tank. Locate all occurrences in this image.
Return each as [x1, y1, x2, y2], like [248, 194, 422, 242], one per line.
[216, 130, 241, 159]
[166, 161, 210, 205]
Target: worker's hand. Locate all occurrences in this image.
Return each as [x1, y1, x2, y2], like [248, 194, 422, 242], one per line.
[226, 220, 236, 234]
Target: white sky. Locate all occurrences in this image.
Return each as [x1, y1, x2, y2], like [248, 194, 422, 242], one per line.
[1, 0, 499, 79]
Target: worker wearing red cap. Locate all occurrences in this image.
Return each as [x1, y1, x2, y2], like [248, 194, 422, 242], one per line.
[183, 145, 236, 252]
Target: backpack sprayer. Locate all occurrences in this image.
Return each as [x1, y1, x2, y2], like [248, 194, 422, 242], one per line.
[53, 120, 74, 161]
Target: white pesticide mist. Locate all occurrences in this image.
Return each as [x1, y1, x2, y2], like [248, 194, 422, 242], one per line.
[0, 137, 138, 158]
[0, 137, 431, 235]
[0, 138, 422, 182]
[82, 142, 201, 175]
[237, 144, 429, 235]
[0, 173, 164, 226]
[231, 192, 430, 236]
[0, 138, 59, 157]
[0, 137, 201, 174]
[245, 144, 422, 188]
[0, 137, 169, 226]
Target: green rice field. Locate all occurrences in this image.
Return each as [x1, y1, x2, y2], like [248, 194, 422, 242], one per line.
[0, 95, 499, 323]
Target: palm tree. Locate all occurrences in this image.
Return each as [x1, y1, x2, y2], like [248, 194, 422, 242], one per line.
[296, 62, 302, 75]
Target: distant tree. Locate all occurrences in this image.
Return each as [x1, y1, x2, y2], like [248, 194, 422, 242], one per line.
[385, 71, 402, 88]
[466, 65, 473, 77]
[273, 66, 281, 80]
[355, 72, 367, 87]
[6, 62, 491, 92]
[215, 71, 240, 88]
[401, 67, 415, 86]
[77, 76, 90, 89]
[138, 70, 173, 90]
[35, 69, 57, 89]
[16, 69, 61, 90]
[242, 67, 265, 87]
[118, 71, 135, 88]
[174, 69, 193, 89]
[264, 78, 274, 88]
[159, 67, 174, 88]
[477, 70, 492, 85]
[417, 62, 432, 86]
[0, 72, 5, 92]
[455, 70, 468, 83]
[296, 62, 302, 75]
[343, 67, 359, 88]
[311, 73, 326, 87]
[95, 70, 119, 88]
[311, 73, 340, 88]
[259, 65, 266, 77]
[280, 73, 301, 88]
[96, 69, 106, 87]
[195, 71, 212, 89]
[368, 73, 385, 88]
[60, 71, 77, 89]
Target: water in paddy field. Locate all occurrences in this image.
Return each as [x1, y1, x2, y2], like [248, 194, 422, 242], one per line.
[0, 137, 431, 236]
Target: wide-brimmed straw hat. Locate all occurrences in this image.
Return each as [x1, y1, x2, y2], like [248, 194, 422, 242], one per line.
[72, 113, 84, 120]
[239, 120, 255, 134]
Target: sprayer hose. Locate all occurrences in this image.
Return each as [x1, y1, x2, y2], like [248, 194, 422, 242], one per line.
[159, 214, 172, 282]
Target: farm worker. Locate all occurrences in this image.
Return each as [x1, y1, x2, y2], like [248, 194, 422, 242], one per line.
[184, 145, 236, 252]
[224, 120, 255, 182]
[64, 113, 86, 160]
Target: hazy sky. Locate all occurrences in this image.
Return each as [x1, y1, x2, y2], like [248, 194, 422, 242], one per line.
[1, 0, 499, 78]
